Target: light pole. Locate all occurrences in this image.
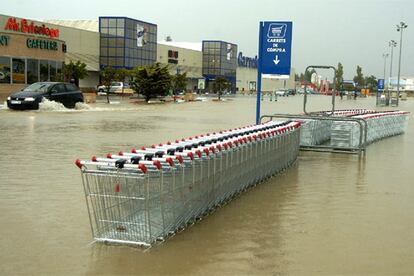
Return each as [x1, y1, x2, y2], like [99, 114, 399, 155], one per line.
[383, 53, 388, 81]
[382, 53, 389, 105]
[396, 22, 408, 106]
[388, 40, 397, 102]
[389, 40, 397, 87]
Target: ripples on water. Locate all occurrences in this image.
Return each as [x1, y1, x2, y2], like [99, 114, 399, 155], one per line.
[0, 96, 413, 275]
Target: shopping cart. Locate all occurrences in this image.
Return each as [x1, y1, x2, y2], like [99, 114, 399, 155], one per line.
[76, 120, 302, 246]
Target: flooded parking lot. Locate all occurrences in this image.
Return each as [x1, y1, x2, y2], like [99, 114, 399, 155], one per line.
[0, 95, 413, 275]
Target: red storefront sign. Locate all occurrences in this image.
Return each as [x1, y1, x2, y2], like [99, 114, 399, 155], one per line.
[4, 17, 59, 39]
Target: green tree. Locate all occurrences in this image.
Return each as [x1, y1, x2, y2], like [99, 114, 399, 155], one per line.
[212, 76, 230, 101]
[365, 75, 378, 91]
[335, 62, 344, 91]
[62, 60, 88, 87]
[130, 62, 172, 102]
[353, 65, 365, 89]
[100, 66, 118, 104]
[171, 72, 188, 101]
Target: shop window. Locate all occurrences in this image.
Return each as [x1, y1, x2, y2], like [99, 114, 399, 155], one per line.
[27, 59, 39, 84]
[49, 61, 57, 81]
[56, 62, 62, 81]
[12, 58, 25, 84]
[0, 56, 11, 84]
[40, 60, 49, 81]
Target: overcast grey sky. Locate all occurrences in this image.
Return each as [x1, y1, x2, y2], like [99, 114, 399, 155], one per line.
[2, 0, 412, 79]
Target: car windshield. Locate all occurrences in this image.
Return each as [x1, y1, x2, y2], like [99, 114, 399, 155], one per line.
[111, 82, 122, 86]
[22, 83, 53, 92]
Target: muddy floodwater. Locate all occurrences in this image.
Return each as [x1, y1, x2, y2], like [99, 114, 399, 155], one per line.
[0, 95, 413, 275]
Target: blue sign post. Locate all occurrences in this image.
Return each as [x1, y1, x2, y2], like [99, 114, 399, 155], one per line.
[256, 21, 293, 124]
[377, 79, 385, 90]
[376, 78, 385, 106]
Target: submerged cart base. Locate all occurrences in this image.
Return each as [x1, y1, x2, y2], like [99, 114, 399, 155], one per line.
[77, 120, 301, 247]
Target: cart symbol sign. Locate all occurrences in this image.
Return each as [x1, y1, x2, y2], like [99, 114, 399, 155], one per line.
[267, 23, 287, 38]
[378, 79, 385, 90]
[259, 21, 293, 75]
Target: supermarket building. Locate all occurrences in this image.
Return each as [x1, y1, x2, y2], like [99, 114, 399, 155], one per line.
[0, 14, 295, 101]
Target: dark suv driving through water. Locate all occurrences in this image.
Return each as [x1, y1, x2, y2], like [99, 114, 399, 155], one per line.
[7, 82, 84, 110]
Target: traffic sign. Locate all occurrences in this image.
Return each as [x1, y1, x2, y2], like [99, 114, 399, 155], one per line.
[260, 21, 293, 76]
[256, 21, 293, 124]
[378, 79, 385, 90]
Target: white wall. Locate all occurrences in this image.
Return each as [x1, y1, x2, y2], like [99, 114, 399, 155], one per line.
[237, 67, 295, 92]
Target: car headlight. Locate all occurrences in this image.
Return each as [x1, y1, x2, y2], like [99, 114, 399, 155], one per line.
[7, 96, 10, 100]
[25, 97, 36, 102]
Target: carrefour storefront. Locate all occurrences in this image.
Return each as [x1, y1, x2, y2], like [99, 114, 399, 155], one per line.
[0, 16, 66, 100]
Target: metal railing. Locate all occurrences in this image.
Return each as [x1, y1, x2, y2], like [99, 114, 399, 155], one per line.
[260, 113, 368, 154]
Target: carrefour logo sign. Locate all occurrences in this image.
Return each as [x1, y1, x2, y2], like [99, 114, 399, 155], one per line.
[238, 52, 258, 68]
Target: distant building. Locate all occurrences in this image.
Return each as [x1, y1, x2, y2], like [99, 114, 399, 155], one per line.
[389, 77, 414, 91]
[0, 13, 295, 100]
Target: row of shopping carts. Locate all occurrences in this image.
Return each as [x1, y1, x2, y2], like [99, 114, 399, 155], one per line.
[330, 111, 410, 148]
[299, 109, 409, 148]
[75, 120, 301, 246]
[299, 109, 376, 146]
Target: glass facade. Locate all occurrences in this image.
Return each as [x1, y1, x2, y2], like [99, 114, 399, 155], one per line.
[0, 56, 62, 84]
[27, 59, 39, 84]
[0, 56, 11, 84]
[202, 40, 238, 92]
[12, 58, 25, 84]
[99, 17, 157, 69]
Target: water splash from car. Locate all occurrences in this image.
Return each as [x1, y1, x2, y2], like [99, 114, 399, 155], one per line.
[74, 102, 93, 110]
[38, 99, 68, 111]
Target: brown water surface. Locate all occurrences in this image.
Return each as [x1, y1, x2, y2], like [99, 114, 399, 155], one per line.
[0, 95, 413, 275]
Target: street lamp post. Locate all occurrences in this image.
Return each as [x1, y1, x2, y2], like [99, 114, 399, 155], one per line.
[388, 40, 397, 102]
[396, 22, 408, 106]
[382, 53, 389, 106]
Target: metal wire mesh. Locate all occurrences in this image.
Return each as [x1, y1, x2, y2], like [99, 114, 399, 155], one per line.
[77, 120, 301, 246]
[330, 111, 410, 148]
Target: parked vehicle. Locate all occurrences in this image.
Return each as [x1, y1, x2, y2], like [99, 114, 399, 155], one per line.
[286, 89, 296, 95]
[7, 82, 84, 110]
[275, 89, 288, 96]
[97, 82, 132, 94]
